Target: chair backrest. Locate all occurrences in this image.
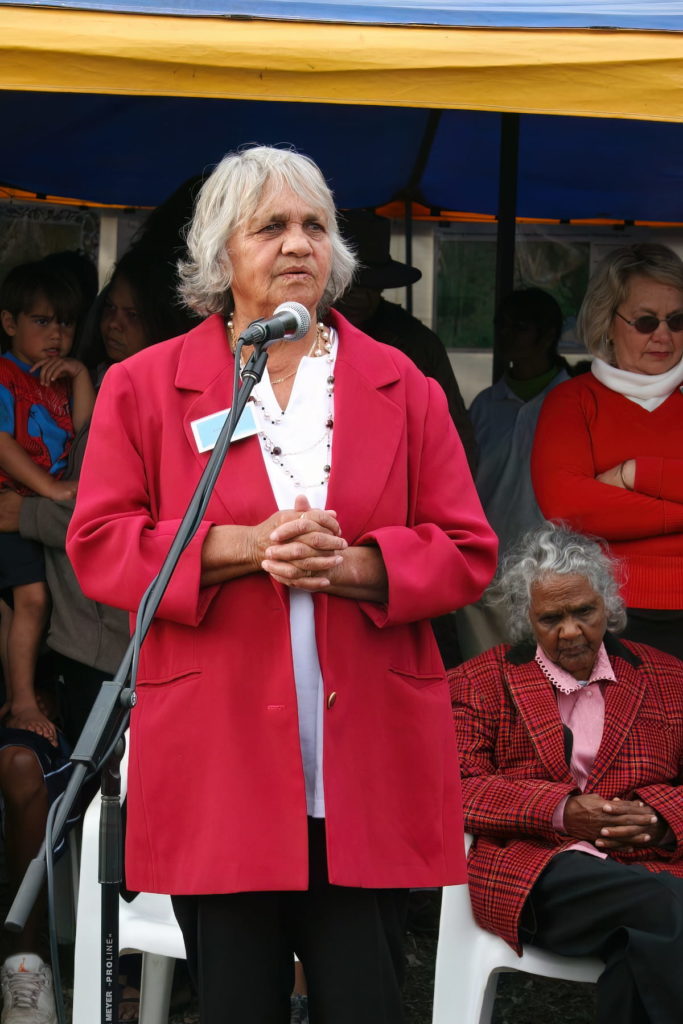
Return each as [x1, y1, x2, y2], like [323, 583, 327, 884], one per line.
[119, 892, 186, 959]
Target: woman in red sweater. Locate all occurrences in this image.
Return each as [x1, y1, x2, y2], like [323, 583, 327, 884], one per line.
[531, 243, 683, 659]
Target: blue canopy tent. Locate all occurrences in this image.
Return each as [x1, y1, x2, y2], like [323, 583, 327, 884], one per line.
[4, 0, 683, 30]
[2, 94, 683, 222]
[1, 1, 683, 216]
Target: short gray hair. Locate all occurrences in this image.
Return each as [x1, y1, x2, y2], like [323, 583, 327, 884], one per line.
[178, 145, 357, 317]
[577, 243, 683, 360]
[486, 521, 627, 644]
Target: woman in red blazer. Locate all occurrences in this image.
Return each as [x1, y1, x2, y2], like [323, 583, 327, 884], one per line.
[451, 521, 683, 1024]
[67, 145, 497, 1023]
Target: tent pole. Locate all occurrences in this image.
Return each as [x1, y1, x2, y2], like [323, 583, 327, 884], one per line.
[401, 109, 441, 316]
[493, 112, 520, 381]
[404, 199, 414, 314]
[98, 215, 119, 289]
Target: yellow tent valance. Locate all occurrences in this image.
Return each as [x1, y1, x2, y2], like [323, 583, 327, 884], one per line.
[1, 5, 683, 121]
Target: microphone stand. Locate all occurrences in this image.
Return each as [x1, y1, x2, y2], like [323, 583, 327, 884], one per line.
[5, 339, 271, 1024]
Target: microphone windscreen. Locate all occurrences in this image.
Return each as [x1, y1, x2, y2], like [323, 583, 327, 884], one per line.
[274, 302, 311, 342]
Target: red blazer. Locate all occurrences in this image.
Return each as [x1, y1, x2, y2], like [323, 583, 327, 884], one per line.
[67, 311, 497, 895]
[449, 636, 683, 951]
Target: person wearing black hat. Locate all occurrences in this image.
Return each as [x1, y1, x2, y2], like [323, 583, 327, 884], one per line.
[338, 210, 479, 678]
[338, 210, 477, 472]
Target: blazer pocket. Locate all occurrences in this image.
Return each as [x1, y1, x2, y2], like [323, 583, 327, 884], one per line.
[389, 666, 445, 690]
[136, 668, 201, 689]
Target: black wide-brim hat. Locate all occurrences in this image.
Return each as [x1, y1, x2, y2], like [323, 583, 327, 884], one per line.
[339, 210, 422, 290]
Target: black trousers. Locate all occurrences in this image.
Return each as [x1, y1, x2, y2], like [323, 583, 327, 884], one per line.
[520, 852, 683, 1024]
[53, 652, 110, 747]
[172, 818, 409, 1024]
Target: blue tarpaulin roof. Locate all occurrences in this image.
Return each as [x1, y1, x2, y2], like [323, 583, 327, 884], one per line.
[2, 93, 683, 220]
[1, 1, 683, 217]
[5, 0, 683, 29]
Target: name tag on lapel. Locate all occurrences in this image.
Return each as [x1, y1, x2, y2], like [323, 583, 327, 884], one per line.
[191, 404, 258, 453]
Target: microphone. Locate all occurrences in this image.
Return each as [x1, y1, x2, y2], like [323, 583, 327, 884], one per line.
[239, 302, 311, 346]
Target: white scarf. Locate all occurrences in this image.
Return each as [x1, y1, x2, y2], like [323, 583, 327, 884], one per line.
[591, 354, 683, 410]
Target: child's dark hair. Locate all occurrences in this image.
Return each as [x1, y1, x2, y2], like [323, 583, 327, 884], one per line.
[0, 261, 84, 352]
[41, 250, 99, 312]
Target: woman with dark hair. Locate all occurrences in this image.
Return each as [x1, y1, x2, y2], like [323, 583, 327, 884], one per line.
[67, 144, 497, 1023]
[79, 247, 197, 379]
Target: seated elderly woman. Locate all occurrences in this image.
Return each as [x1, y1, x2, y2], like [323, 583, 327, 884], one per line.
[449, 521, 683, 1024]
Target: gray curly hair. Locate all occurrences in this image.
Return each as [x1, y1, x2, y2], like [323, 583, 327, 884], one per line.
[486, 521, 627, 644]
[577, 242, 683, 361]
[178, 145, 357, 317]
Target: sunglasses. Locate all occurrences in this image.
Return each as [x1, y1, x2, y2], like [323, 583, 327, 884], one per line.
[615, 310, 683, 334]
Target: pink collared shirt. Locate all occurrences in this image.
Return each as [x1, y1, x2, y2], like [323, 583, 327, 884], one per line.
[536, 643, 616, 858]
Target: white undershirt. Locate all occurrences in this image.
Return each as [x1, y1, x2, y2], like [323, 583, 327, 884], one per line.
[249, 331, 337, 818]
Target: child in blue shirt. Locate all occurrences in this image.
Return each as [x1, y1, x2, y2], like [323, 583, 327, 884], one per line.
[0, 262, 95, 1017]
[0, 261, 95, 743]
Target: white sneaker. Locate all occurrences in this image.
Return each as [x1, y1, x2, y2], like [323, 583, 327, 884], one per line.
[0, 955, 57, 1024]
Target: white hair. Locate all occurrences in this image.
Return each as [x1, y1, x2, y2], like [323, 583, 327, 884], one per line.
[178, 145, 357, 317]
[486, 521, 627, 644]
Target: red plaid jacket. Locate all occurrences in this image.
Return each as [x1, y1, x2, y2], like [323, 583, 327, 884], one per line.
[449, 635, 683, 951]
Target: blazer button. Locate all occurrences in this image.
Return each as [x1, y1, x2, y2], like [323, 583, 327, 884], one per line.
[327, 692, 337, 709]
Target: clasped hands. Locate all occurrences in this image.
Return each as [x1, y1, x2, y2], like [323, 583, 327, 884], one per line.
[563, 793, 668, 852]
[258, 494, 347, 591]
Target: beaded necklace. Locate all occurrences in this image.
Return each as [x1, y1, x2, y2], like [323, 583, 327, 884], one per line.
[226, 317, 335, 489]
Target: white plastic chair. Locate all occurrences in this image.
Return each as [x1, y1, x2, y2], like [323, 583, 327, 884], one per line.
[431, 836, 601, 1024]
[72, 738, 185, 1024]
